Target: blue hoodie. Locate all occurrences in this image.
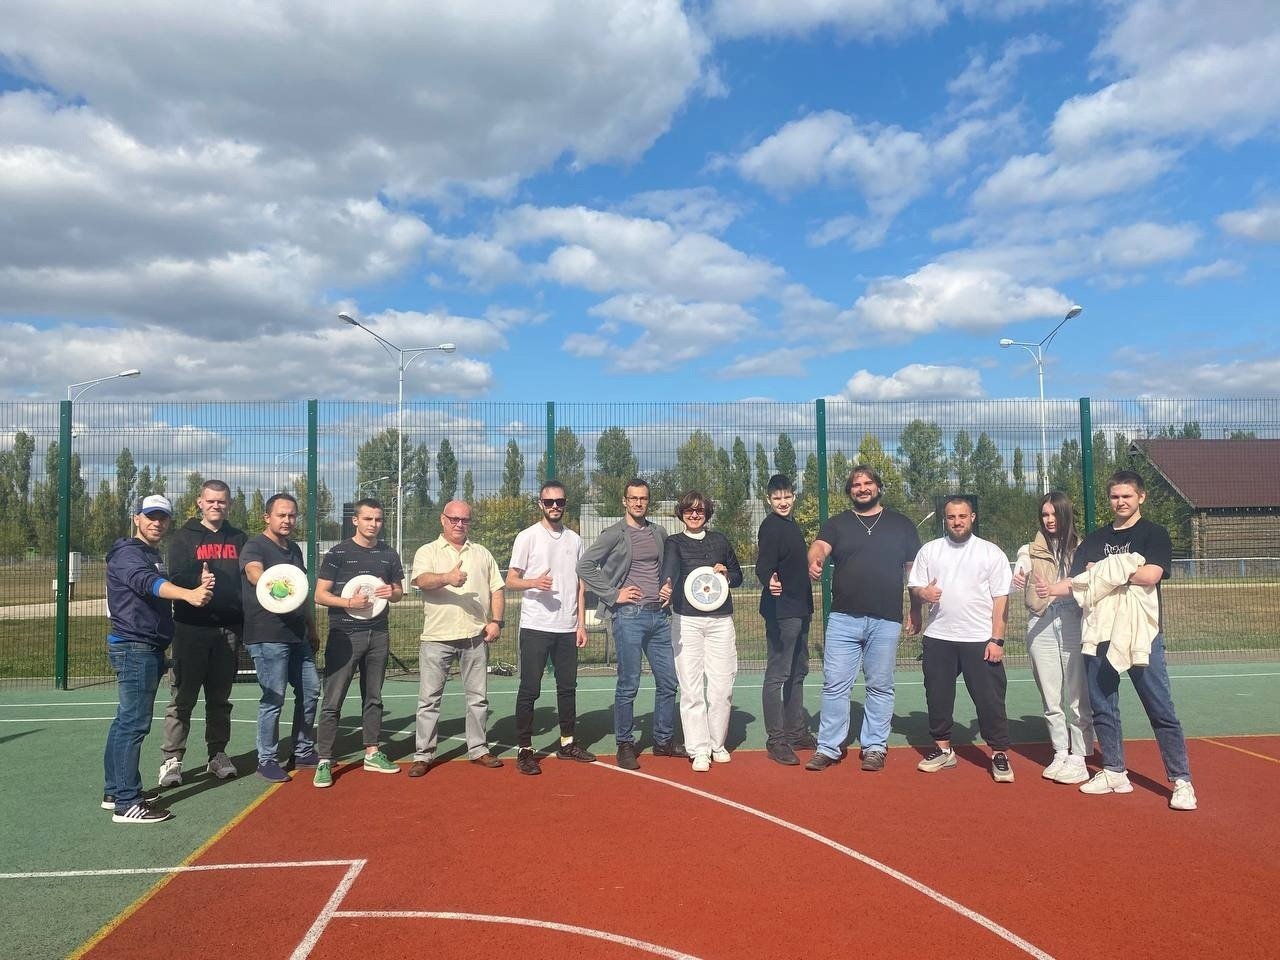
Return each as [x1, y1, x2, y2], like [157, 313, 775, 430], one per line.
[106, 536, 173, 649]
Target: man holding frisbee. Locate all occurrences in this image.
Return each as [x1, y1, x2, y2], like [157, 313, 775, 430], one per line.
[311, 498, 404, 788]
[240, 492, 320, 782]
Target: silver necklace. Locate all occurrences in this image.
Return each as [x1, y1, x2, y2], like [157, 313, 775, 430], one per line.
[855, 510, 883, 536]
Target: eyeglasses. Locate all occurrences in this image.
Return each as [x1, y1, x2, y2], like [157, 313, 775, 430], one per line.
[683, 508, 705, 517]
[443, 515, 472, 525]
[540, 498, 567, 508]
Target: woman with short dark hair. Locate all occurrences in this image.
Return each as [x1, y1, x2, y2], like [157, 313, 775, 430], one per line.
[659, 491, 743, 772]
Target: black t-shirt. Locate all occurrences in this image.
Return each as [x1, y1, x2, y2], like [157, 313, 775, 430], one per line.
[318, 538, 404, 629]
[755, 512, 814, 619]
[1071, 517, 1171, 627]
[817, 509, 921, 623]
[240, 534, 309, 644]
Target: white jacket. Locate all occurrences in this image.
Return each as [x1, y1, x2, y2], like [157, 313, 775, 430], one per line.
[1069, 553, 1160, 673]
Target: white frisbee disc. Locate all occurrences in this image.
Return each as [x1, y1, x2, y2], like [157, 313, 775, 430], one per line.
[341, 574, 388, 620]
[683, 565, 730, 612]
[256, 563, 309, 615]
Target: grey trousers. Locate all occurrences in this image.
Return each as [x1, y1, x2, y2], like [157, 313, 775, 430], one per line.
[414, 636, 490, 761]
[162, 623, 239, 761]
[317, 624, 390, 759]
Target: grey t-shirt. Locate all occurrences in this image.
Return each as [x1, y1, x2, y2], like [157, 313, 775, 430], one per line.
[623, 524, 660, 604]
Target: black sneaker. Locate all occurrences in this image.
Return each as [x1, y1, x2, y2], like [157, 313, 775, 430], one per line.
[102, 790, 159, 810]
[556, 742, 597, 763]
[616, 742, 640, 770]
[991, 752, 1015, 783]
[516, 749, 542, 776]
[653, 741, 689, 759]
[112, 801, 173, 824]
[805, 752, 840, 771]
[767, 743, 801, 766]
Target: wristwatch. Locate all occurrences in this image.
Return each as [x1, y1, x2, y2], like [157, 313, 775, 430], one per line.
[488, 619, 505, 629]
[990, 637, 1005, 647]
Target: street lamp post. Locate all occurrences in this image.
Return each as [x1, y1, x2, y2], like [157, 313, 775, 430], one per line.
[358, 475, 391, 497]
[67, 368, 142, 402]
[56, 368, 142, 688]
[338, 313, 455, 561]
[999, 305, 1083, 494]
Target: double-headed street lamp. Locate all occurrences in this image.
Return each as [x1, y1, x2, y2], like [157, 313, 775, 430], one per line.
[338, 313, 455, 560]
[999, 304, 1084, 494]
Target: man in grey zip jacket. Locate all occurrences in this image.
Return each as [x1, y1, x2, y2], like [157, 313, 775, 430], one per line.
[578, 478, 684, 770]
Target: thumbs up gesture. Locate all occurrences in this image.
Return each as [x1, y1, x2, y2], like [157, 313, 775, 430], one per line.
[769, 572, 782, 596]
[529, 569, 553, 591]
[920, 577, 942, 603]
[200, 561, 216, 589]
[445, 558, 468, 587]
[1033, 571, 1051, 599]
[658, 577, 673, 605]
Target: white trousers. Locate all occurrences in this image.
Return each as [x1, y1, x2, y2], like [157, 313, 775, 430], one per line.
[672, 614, 738, 758]
[1027, 602, 1094, 757]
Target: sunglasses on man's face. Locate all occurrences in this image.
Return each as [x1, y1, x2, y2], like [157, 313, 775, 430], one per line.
[540, 498, 567, 508]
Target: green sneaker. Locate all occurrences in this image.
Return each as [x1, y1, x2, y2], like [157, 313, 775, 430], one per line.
[313, 760, 333, 789]
[363, 750, 399, 774]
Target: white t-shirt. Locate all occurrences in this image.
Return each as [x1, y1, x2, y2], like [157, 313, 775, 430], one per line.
[907, 535, 1012, 643]
[508, 523, 584, 632]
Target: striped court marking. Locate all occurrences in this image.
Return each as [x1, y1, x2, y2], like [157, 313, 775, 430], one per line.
[594, 762, 1055, 960]
[63, 784, 285, 959]
[333, 912, 703, 959]
[1199, 737, 1280, 764]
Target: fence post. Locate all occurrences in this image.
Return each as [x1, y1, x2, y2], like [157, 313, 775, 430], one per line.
[815, 398, 831, 620]
[55, 400, 72, 689]
[1079, 397, 1095, 533]
[307, 399, 318, 587]
[545, 401, 556, 480]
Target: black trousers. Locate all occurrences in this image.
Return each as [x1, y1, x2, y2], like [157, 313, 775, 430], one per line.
[515, 628, 579, 748]
[921, 635, 1010, 750]
[761, 615, 810, 745]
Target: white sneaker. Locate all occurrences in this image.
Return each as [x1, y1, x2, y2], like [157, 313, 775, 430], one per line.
[1042, 753, 1068, 780]
[711, 748, 731, 764]
[691, 754, 711, 773]
[1170, 779, 1197, 811]
[1079, 768, 1133, 795]
[158, 757, 183, 787]
[207, 752, 237, 780]
[1052, 755, 1090, 785]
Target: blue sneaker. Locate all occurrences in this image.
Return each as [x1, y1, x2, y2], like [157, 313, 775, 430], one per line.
[293, 749, 320, 768]
[257, 759, 290, 782]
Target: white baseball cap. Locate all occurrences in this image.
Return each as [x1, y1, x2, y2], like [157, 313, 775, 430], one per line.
[133, 494, 173, 517]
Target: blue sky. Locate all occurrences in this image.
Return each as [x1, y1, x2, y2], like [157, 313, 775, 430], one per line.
[2, 0, 1278, 407]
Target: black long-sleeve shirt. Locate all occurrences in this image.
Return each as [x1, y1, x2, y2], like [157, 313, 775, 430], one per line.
[660, 530, 743, 617]
[755, 512, 814, 620]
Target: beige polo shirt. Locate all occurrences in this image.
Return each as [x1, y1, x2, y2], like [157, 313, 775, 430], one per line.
[410, 536, 504, 642]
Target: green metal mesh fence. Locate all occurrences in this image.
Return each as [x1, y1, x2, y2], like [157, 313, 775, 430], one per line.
[2, 397, 1277, 687]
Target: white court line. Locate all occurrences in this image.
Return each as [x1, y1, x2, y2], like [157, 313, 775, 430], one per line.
[5, 670, 1277, 710]
[290, 859, 366, 960]
[0, 859, 362, 881]
[594, 763, 1055, 960]
[334, 911, 702, 960]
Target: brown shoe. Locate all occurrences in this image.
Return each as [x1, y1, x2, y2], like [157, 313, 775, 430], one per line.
[407, 760, 430, 778]
[470, 752, 503, 769]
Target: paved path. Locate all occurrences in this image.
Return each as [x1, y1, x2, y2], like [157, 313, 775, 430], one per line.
[0, 599, 106, 620]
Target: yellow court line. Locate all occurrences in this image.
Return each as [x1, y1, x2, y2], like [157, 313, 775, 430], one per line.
[67, 783, 283, 959]
[1199, 737, 1280, 765]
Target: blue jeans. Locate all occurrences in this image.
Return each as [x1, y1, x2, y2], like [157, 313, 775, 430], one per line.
[246, 641, 320, 765]
[103, 641, 166, 812]
[817, 613, 902, 759]
[611, 605, 678, 745]
[1087, 634, 1190, 782]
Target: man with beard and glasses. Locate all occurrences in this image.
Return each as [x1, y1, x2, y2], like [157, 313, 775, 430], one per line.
[908, 496, 1015, 783]
[506, 481, 595, 776]
[805, 466, 921, 772]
